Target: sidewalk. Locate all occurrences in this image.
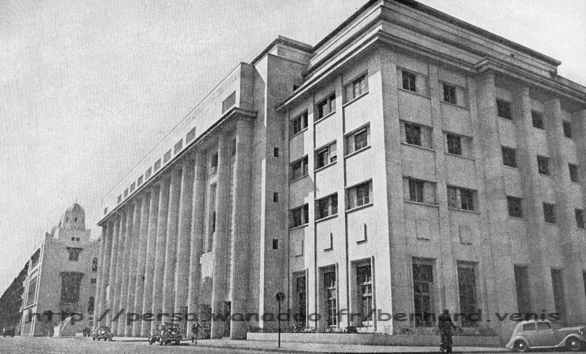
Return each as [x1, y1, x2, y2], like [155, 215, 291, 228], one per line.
[113, 336, 509, 353]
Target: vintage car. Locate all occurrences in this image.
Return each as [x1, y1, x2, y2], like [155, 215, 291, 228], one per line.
[92, 326, 113, 341]
[506, 320, 585, 352]
[148, 323, 182, 345]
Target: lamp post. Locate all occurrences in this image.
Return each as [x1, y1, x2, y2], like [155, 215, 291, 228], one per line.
[275, 292, 285, 348]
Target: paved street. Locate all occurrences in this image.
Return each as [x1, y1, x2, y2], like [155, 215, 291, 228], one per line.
[0, 336, 582, 354]
[0, 336, 258, 354]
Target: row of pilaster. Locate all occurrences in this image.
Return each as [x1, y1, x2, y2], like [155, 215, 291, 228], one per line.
[97, 122, 252, 338]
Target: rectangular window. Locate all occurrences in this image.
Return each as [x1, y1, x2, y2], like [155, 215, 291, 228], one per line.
[316, 93, 336, 120]
[60, 272, 83, 304]
[514, 265, 531, 315]
[402, 70, 417, 92]
[323, 268, 337, 326]
[345, 126, 370, 155]
[291, 111, 308, 136]
[174, 139, 183, 154]
[27, 277, 37, 306]
[412, 258, 434, 327]
[290, 156, 309, 181]
[344, 74, 368, 102]
[457, 262, 478, 327]
[289, 204, 309, 228]
[532, 111, 544, 129]
[221, 91, 236, 113]
[442, 83, 457, 105]
[537, 155, 550, 175]
[446, 133, 462, 155]
[316, 194, 338, 220]
[210, 152, 218, 175]
[403, 177, 437, 204]
[315, 142, 337, 169]
[551, 269, 566, 321]
[563, 121, 572, 138]
[346, 181, 372, 210]
[447, 186, 477, 211]
[497, 99, 512, 119]
[569, 163, 579, 182]
[91, 278, 97, 284]
[356, 264, 373, 324]
[543, 203, 556, 223]
[576, 209, 585, 229]
[502, 146, 517, 167]
[507, 196, 523, 218]
[401, 121, 433, 148]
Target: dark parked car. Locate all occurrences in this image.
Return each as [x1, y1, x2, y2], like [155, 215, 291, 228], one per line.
[506, 320, 585, 352]
[92, 326, 113, 341]
[148, 323, 182, 345]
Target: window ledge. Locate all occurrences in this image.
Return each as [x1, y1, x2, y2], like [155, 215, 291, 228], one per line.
[356, 238, 367, 244]
[323, 247, 333, 252]
[295, 254, 304, 258]
[398, 88, 430, 100]
[416, 237, 431, 242]
[289, 174, 309, 185]
[445, 153, 475, 161]
[343, 91, 369, 108]
[508, 215, 524, 220]
[401, 142, 435, 153]
[344, 145, 371, 159]
[315, 214, 338, 224]
[346, 203, 374, 214]
[448, 207, 480, 215]
[314, 111, 336, 125]
[314, 161, 337, 173]
[289, 224, 309, 231]
[290, 128, 308, 140]
[440, 101, 468, 110]
[503, 165, 518, 170]
[404, 200, 439, 208]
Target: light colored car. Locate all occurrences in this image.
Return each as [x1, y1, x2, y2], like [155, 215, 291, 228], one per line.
[506, 320, 585, 352]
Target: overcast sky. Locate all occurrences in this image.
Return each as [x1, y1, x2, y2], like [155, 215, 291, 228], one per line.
[0, 0, 584, 295]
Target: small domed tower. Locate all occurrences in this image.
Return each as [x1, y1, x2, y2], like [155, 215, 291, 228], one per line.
[60, 203, 86, 230]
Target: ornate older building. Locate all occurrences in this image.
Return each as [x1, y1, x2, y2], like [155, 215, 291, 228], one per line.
[95, 0, 586, 342]
[20, 204, 98, 336]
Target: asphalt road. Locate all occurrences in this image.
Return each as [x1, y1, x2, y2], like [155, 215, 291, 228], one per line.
[0, 336, 582, 354]
[0, 336, 265, 354]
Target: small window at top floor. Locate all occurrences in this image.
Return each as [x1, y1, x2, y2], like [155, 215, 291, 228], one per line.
[344, 74, 368, 103]
[563, 121, 572, 138]
[316, 93, 336, 120]
[442, 84, 457, 105]
[531, 111, 544, 129]
[497, 99, 512, 119]
[402, 70, 417, 92]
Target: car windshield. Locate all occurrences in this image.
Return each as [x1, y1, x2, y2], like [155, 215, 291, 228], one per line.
[522, 323, 536, 331]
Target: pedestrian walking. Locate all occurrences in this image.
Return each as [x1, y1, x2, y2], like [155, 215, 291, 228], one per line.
[191, 320, 200, 344]
[438, 309, 457, 353]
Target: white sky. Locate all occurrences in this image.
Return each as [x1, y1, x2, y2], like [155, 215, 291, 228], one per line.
[0, 0, 584, 295]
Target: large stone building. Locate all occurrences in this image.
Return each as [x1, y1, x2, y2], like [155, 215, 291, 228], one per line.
[20, 204, 98, 336]
[94, 0, 586, 342]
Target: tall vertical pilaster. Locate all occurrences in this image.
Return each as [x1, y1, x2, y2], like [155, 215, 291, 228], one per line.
[229, 119, 254, 339]
[545, 99, 586, 324]
[94, 224, 107, 328]
[133, 192, 151, 336]
[428, 64, 458, 312]
[513, 86, 551, 314]
[162, 168, 182, 317]
[112, 210, 127, 334]
[475, 72, 514, 336]
[572, 109, 586, 323]
[174, 159, 195, 331]
[141, 186, 160, 336]
[210, 133, 232, 338]
[106, 215, 121, 328]
[118, 203, 135, 335]
[151, 178, 170, 333]
[187, 152, 206, 330]
[124, 197, 142, 336]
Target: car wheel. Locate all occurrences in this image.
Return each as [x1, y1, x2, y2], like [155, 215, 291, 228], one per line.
[566, 337, 583, 352]
[513, 339, 528, 352]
